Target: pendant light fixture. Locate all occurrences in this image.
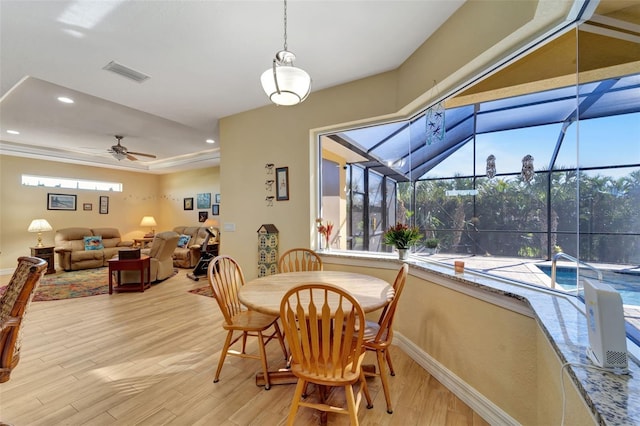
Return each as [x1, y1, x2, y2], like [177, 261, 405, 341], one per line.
[260, 0, 311, 106]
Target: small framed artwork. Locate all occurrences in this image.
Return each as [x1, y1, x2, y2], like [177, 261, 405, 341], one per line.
[47, 193, 77, 211]
[276, 166, 289, 201]
[184, 197, 194, 210]
[83, 203, 92, 211]
[197, 193, 211, 209]
[99, 196, 109, 214]
[198, 211, 208, 222]
[214, 193, 221, 204]
[212, 204, 219, 215]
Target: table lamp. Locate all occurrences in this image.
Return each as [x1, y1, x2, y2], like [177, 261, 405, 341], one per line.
[28, 219, 53, 247]
[140, 216, 157, 237]
[203, 218, 219, 230]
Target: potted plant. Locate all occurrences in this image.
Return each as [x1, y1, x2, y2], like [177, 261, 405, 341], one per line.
[425, 238, 439, 255]
[383, 223, 422, 260]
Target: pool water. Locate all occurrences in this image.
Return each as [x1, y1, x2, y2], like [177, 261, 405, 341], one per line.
[537, 265, 640, 306]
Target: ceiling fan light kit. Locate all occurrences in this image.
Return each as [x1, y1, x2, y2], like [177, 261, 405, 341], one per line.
[261, 0, 311, 106]
[108, 135, 156, 162]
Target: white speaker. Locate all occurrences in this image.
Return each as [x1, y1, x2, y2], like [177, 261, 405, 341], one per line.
[583, 279, 628, 371]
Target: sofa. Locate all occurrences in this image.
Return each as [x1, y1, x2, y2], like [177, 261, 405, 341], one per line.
[54, 227, 134, 271]
[172, 226, 219, 268]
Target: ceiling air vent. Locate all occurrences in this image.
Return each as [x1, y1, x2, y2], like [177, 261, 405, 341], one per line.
[102, 61, 150, 83]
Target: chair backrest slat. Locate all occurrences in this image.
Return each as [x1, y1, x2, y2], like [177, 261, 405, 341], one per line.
[280, 283, 365, 379]
[278, 248, 323, 273]
[207, 255, 246, 324]
[374, 263, 408, 343]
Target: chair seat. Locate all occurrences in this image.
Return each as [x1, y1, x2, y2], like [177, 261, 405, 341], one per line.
[290, 357, 363, 386]
[362, 320, 390, 345]
[224, 310, 280, 332]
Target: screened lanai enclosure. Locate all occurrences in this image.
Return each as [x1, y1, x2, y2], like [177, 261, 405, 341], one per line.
[328, 73, 639, 265]
[318, 7, 640, 323]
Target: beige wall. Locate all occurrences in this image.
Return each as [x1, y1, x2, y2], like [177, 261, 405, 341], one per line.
[218, 0, 574, 280]
[323, 260, 594, 424]
[0, 155, 218, 272]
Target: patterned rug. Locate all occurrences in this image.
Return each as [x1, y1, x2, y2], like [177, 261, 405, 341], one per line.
[189, 285, 212, 297]
[0, 268, 178, 301]
[0, 267, 109, 301]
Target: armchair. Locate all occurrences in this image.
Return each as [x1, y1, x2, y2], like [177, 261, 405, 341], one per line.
[0, 256, 47, 383]
[121, 231, 180, 283]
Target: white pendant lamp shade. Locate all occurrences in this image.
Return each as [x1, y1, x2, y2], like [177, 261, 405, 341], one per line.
[261, 52, 311, 106]
[261, 0, 311, 106]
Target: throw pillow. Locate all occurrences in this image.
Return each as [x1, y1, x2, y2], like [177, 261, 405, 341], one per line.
[177, 234, 191, 248]
[84, 235, 104, 251]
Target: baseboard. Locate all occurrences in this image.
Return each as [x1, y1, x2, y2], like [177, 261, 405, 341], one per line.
[394, 332, 519, 426]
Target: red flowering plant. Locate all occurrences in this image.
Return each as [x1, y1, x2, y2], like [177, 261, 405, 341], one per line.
[383, 222, 422, 249]
[316, 218, 334, 249]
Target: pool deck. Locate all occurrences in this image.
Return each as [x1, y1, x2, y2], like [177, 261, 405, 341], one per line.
[418, 253, 640, 334]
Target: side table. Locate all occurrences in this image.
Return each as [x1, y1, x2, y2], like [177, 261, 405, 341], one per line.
[133, 237, 154, 248]
[30, 246, 55, 275]
[108, 255, 151, 294]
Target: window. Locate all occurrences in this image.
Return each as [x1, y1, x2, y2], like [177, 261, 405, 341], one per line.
[22, 175, 122, 192]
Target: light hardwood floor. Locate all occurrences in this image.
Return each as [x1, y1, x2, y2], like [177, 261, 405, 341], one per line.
[0, 269, 490, 425]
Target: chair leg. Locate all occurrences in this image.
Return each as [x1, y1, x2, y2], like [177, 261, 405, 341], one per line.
[287, 379, 306, 426]
[256, 331, 271, 390]
[274, 321, 288, 361]
[385, 347, 395, 376]
[241, 331, 248, 354]
[344, 383, 360, 426]
[360, 369, 373, 409]
[214, 330, 234, 383]
[376, 349, 393, 413]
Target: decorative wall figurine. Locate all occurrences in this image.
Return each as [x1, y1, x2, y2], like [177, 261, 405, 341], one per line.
[521, 154, 535, 182]
[486, 154, 496, 179]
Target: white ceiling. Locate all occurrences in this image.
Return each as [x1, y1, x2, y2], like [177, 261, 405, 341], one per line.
[0, 0, 464, 173]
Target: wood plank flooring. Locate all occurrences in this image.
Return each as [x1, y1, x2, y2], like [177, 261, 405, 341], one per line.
[0, 269, 490, 425]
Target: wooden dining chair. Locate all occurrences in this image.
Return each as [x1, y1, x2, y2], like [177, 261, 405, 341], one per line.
[362, 263, 408, 414]
[0, 256, 47, 383]
[278, 248, 323, 273]
[280, 283, 372, 425]
[207, 255, 288, 390]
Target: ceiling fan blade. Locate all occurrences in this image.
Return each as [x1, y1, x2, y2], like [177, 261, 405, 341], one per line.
[127, 151, 157, 159]
[126, 154, 139, 161]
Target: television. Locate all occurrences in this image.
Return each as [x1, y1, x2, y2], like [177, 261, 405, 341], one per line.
[583, 279, 628, 371]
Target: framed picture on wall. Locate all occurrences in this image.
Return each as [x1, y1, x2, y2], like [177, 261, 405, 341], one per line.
[184, 197, 194, 210]
[99, 196, 109, 214]
[276, 167, 289, 201]
[47, 193, 76, 210]
[198, 211, 208, 222]
[197, 193, 211, 209]
[212, 204, 219, 215]
[83, 203, 92, 211]
[215, 193, 221, 204]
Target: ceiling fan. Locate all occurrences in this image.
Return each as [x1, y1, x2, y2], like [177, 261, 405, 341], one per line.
[108, 135, 157, 161]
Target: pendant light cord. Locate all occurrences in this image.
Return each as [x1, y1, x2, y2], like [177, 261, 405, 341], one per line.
[283, 0, 288, 51]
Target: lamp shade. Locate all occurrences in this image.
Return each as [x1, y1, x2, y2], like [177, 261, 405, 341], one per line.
[203, 218, 219, 228]
[28, 219, 53, 233]
[261, 60, 311, 106]
[140, 216, 157, 227]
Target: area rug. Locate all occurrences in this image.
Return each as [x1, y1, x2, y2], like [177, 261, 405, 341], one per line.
[189, 285, 212, 297]
[0, 267, 110, 301]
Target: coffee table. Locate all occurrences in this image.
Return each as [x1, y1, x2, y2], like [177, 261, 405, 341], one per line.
[108, 255, 151, 294]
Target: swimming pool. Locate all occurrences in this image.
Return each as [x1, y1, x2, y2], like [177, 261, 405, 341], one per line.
[537, 265, 640, 306]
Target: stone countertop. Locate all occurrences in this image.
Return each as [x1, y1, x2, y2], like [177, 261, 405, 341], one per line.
[321, 251, 640, 425]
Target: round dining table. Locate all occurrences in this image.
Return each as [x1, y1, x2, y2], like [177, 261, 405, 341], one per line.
[240, 270, 394, 316]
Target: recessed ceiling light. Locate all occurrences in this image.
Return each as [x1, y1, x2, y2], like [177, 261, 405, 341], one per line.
[206, 139, 215, 144]
[7, 130, 20, 135]
[57, 96, 74, 104]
